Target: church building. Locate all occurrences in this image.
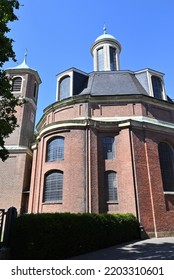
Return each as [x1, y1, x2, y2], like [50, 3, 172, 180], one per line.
[1, 27, 174, 237]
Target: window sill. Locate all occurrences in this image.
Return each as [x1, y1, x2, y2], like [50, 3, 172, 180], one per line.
[107, 200, 118, 204]
[23, 190, 30, 194]
[164, 192, 174, 195]
[46, 160, 64, 163]
[42, 201, 63, 205]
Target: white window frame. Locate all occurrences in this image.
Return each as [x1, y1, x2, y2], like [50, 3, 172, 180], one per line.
[11, 76, 24, 93]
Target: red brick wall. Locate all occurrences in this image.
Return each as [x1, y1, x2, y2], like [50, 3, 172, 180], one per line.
[29, 95, 174, 236]
[132, 128, 174, 236]
[93, 128, 137, 215]
[29, 129, 86, 213]
[0, 152, 31, 212]
[5, 73, 38, 147]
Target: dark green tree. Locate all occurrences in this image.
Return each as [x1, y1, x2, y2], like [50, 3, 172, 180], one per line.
[0, 0, 23, 161]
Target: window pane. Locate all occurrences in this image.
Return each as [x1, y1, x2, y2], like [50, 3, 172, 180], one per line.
[47, 137, 64, 162]
[12, 77, 22, 92]
[110, 47, 117, 71]
[158, 142, 174, 192]
[43, 171, 63, 202]
[106, 171, 118, 201]
[59, 76, 70, 100]
[97, 48, 104, 71]
[151, 76, 163, 99]
[102, 137, 115, 159]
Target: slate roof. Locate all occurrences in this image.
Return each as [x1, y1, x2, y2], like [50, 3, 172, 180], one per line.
[80, 71, 148, 96]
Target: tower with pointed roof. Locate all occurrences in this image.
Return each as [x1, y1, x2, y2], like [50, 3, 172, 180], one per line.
[6, 55, 41, 147]
[0, 56, 41, 213]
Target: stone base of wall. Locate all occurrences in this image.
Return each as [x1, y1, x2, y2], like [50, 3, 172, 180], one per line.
[146, 231, 174, 238]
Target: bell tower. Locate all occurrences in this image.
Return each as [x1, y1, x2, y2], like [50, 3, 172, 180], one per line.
[0, 56, 41, 213]
[6, 54, 41, 147]
[91, 25, 121, 71]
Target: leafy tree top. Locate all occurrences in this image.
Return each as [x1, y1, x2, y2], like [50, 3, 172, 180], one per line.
[0, 0, 23, 161]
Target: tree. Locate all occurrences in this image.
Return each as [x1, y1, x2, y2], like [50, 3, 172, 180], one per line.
[0, 0, 23, 161]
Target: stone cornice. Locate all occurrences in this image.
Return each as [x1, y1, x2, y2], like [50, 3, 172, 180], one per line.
[36, 116, 174, 141]
[36, 94, 174, 132]
[41, 93, 174, 117]
[4, 145, 33, 156]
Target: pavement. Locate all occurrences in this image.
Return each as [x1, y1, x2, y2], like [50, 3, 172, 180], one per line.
[70, 237, 174, 260]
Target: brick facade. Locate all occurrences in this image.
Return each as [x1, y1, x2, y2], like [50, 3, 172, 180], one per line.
[1, 31, 174, 238]
[0, 65, 41, 213]
[28, 94, 174, 237]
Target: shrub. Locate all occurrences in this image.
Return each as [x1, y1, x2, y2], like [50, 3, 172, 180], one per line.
[11, 213, 140, 259]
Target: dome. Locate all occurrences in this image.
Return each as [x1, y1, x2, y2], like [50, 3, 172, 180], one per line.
[95, 33, 116, 42]
[95, 25, 117, 42]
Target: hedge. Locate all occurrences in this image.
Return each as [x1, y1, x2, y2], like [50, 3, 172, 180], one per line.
[10, 213, 140, 259]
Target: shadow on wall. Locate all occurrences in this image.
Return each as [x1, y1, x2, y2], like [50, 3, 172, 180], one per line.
[70, 238, 174, 260]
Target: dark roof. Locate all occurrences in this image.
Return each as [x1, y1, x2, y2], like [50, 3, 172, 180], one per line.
[80, 71, 148, 96]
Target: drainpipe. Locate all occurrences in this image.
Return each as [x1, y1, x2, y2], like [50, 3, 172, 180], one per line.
[84, 127, 88, 213]
[28, 146, 38, 213]
[130, 126, 157, 238]
[144, 138, 158, 238]
[88, 127, 92, 213]
[37, 136, 44, 213]
[84, 124, 92, 214]
[129, 128, 140, 222]
[129, 128, 149, 238]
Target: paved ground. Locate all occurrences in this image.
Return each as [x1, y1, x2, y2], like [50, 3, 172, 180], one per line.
[71, 237, 174, 260]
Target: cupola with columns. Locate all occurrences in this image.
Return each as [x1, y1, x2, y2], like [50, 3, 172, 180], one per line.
[91, 25, 121, 71]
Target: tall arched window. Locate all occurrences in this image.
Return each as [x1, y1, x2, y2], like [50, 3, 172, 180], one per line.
[97, 47, 104, 71]
[12, 77, 22, 92]
[43, 171, 63, 202]
[46, 137, 64, 162]
[151, 76, 163, 99]
[59, 76, 70, 100]
[105, 171, 118, 201]
[109, 47, 117, 71]
[158, 142, 174, 192]
[102, 136, 115, 160]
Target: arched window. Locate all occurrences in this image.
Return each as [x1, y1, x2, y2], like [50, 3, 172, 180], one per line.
[43, 171, 63, 202]
[97, 47, 104, 71]
[59, 76, 70, 100]
[109, 47, 117, 71]
[46, 137, 64, 162]
[151, 76, 163, 99]
[12, 77, 22, 92]
[102, 136, 115, 160]
[158, 142, 174, 192]
[105, 171, 118, 201]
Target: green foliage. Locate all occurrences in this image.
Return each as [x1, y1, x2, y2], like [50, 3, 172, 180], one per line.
[0, 0, 19, 66]
[0, 0, 23, 161]
[11, 213, 140, 259]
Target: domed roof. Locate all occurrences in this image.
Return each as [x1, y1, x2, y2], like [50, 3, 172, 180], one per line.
[95, 25, 117, 42]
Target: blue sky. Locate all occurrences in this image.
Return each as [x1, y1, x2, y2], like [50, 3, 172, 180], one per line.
[4, 0, 174, 124]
